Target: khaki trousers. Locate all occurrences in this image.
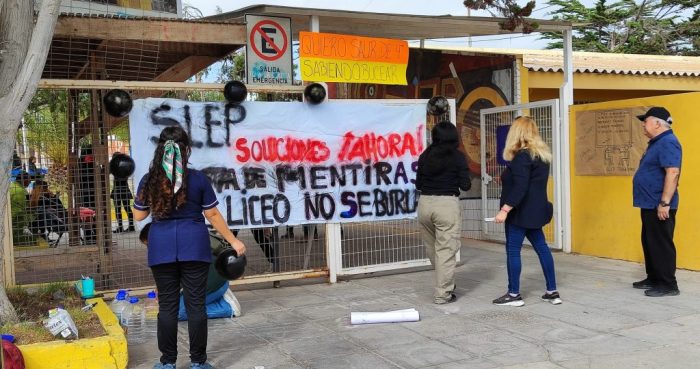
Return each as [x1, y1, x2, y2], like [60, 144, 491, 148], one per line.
[417, 195, 461, 303]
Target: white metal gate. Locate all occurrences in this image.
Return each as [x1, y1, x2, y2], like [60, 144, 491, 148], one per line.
[334, 99, 458, 279]
[479, 99, 562, 249]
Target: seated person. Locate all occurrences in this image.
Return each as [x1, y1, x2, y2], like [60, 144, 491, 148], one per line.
[28, 180, 68, 246]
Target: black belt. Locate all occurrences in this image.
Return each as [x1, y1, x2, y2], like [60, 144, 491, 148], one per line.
[421, 193, 458, 197]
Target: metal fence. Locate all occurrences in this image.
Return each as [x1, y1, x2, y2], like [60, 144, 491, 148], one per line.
[8, 91, 486, 290]
[8, 87, 333, 290]
[478, 99, 561, 248]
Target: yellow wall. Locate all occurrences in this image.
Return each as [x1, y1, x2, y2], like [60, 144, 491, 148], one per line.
[570, 92, 700, 269]
[117, 0, 152, 10]
[530, 88, 689, 104]
[529, 71, 700, 92]
[526, 70, 700, 104]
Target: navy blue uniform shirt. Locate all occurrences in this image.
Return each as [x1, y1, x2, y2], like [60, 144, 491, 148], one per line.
[134, 169, 219, 267]
[633, 130, 682, 209]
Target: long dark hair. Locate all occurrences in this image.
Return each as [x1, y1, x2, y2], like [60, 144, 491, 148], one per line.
[29, 180, 51, 208]
[140, 126, 191, 219]
[419, 121, 460, 175]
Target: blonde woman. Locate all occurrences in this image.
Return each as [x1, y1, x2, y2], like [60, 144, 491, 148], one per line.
[492, 116, 560, 306]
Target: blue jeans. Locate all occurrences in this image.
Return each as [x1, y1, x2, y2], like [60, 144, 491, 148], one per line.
[505, 223, 557, 294]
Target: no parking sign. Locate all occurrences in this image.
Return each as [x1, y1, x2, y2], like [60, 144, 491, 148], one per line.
[245, 14, 293, 85]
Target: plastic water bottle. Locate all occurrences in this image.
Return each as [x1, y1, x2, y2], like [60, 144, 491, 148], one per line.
[110, 290, 128, 324]
[123, 297, 145, 344]
[144, 290, 159, 335]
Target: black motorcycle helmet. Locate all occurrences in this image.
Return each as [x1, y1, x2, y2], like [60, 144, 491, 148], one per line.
[214, 247, 247, 280]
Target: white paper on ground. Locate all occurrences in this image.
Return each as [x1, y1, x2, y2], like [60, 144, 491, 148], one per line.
[350, 308, 420, 325]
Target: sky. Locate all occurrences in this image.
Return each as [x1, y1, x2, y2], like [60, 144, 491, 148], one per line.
[186, 0, 598, 49]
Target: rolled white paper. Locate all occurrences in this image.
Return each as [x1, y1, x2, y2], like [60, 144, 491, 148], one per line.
[350, 308, 420, 325]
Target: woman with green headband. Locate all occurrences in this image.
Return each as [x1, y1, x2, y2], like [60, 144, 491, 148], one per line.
[133, 126, 245, 369]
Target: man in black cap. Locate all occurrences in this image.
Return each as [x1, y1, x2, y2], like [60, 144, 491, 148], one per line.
[632, 106, 682, 297]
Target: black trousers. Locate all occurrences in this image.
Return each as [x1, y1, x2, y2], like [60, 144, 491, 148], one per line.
[251, 228, 276, 264]
[151, 261, 209, 365]
[640, 209, 678, 289]
[113, 197, 133, 229]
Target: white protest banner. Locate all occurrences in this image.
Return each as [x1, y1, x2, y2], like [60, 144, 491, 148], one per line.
[129, 99, 426, 229]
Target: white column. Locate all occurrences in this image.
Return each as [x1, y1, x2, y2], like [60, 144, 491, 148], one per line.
[559, 28, 574, 253]
[308, 14, 341, 282]
[310, 15, 319, 32]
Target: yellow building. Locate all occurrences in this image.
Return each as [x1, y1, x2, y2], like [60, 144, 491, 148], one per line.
[410, 47, 700, 269]
[432, 46, 700, 104]
[569, 92, 700, 270]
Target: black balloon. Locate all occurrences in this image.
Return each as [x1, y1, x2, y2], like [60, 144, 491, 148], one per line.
[103, 89, 133, 118]
[304, 83, 326, 105]
[214, 248, 247, 281]
[427, 95, 450, 116]
[224, 81, 247, 103]
[109, 153, 135, 178]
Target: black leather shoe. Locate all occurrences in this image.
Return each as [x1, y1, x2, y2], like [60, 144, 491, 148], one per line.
[644, 288, 680, 297]
[632, 279, 654, 289]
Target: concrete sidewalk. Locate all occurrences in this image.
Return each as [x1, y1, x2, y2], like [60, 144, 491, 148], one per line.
[128, 240, 700, 369]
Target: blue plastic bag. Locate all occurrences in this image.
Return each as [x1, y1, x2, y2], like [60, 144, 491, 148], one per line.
[177, 282, 241, 320]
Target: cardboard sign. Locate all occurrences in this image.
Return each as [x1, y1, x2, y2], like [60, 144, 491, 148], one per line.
[299, 32, 409, 85]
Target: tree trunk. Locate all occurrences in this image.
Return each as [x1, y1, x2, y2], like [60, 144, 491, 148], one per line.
[0, 0, 32, 98]
[0, 0, 62, 325]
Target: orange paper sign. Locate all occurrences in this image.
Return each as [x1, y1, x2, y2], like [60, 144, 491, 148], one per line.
[299, 32, 409, 85]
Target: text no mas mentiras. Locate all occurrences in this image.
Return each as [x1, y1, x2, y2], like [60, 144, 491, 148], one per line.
[203, 162, 418, 226]
[202, 161, 417, 193]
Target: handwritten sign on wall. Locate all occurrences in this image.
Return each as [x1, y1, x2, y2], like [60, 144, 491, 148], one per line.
[575, 107, 648, 176]
[129, 99, 425, 229]
[299, 32, 409, 85]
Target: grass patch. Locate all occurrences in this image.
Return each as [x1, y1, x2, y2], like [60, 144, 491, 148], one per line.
[1, 282, 106, 345]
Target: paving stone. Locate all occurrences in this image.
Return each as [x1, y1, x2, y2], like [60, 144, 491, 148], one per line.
[374, 340, 473, 368]
[306, 352, 401, 369]
[276, 334, 364, 362]
[127, 241, 700, 369]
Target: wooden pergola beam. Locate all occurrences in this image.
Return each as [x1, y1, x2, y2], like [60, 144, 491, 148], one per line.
[100, 55, 223, 130]
[153, 55, 220, 83]
[53, 16, 247, 45]
[38, 79, 306, 93]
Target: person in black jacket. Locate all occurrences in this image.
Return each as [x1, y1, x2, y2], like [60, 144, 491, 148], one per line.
[110, 152, 135, 233]
[492, 116, 560, 307]
[416, 121, 471, 304]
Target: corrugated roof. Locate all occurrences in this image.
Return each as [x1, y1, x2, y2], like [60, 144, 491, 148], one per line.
[428, 46, 700, 77]
[206, 5, 572, 40]
[58, 12, 243, 25]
